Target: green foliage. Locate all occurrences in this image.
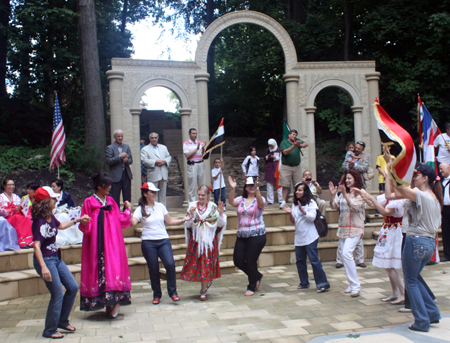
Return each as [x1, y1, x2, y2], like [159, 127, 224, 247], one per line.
[0, 146, 49, 173]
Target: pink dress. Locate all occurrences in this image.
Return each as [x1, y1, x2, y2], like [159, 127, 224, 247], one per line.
[78, 195, 132, 311]
[0, 193, 33, 248]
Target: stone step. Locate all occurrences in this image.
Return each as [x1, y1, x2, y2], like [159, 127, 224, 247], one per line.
[0, 239, 377, 301]
[366, 214, 385, 223]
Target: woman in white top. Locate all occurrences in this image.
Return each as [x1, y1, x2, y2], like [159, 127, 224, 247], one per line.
[242, 147, 259, 178]
[131, 182, 193, 305]
[353, 188, 404, 304]
[282, 182, 330, 293]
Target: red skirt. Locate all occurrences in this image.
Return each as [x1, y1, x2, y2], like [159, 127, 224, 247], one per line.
[180, 235, 221, 282]
[8, 213, 33, 248]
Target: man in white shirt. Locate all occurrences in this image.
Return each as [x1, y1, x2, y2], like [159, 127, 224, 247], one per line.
[439, 162, 450, 262]
[183, 128, 206, 202]
[141, 132, 172, 206]
[435, 123, 450, 169]
[302, 170, 326, 216]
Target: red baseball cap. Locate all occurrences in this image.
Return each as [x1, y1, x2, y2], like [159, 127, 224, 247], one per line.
[34, 186, 61, 202]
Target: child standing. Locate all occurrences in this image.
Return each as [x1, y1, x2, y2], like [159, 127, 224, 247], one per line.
[343, 142, 362, 169]
[212, 158, 226, 209]
[242, 147, 259, 178]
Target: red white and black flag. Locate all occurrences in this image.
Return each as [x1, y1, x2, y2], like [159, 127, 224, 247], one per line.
[202, 118, 225, 160]
[373, 98, 416, 186]
[50, 94, 66, 171]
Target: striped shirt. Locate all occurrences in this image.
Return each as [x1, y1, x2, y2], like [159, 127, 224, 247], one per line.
[183, 140, 204, 162]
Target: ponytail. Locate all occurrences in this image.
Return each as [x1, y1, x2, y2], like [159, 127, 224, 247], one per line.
[138, 190, 150, 218]
[432, 180, 443, 210]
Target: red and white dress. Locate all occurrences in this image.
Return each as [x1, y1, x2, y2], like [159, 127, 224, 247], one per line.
[372, 194, 403, 269]
[0, 193, 33, 248]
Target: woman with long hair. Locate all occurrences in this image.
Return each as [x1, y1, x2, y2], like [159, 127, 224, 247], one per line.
[385, 160, 441, 332]
[78, 173, 132, 318]
[228, 176, 266, 296]
[329, 169, 366, 297]
[282, 182, 330, 292]
[180, 185, 227, 301]
[31, 186, 89, 338]
[131, 182, 193, 304]
[0, 178, 34, 248]
[242, 146, 259, 178]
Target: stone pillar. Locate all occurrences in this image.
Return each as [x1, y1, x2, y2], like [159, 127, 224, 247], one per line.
[365, 72, 382, 191]
[304, 106, 317, 178]
[106, 70, 125, 142]
[194, 73, 211, 187]
[129, 108, 142, 206]
[179, 108, 192, 203]
[283, 74, 300, 131]
[352, 105, 364, 143]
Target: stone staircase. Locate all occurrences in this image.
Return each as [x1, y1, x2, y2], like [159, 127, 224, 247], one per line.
[0, 204, 406, 302]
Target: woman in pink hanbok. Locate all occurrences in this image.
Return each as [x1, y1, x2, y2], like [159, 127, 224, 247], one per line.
[0, 178, 34, 248]
[78, 173, 132, 318]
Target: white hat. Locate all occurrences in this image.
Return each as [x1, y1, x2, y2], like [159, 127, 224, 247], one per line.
[140, 182, 160, 192]
[245, 176, 255, 185]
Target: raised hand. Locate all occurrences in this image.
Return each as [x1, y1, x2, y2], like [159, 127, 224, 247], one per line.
[329, 182, 337, 196]
[217, 201, 225, 215]
[228, 176, 237, 189]
[282, 205, 291, 214]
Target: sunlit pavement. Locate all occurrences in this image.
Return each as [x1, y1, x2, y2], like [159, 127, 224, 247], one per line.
[1, 260, 450, 342]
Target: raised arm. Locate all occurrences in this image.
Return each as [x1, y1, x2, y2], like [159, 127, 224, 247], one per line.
[228, 176, 239, 207]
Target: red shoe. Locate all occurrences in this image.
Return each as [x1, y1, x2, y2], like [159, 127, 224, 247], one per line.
[172, 295, 180, 302]
[152, 298, 160, 305]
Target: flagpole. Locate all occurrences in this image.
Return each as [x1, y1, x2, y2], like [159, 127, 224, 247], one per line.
[57, 165, 60, 179]
[219, 145, 223, 205]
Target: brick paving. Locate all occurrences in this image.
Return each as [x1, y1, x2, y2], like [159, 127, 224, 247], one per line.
[1, 260, 450, 342]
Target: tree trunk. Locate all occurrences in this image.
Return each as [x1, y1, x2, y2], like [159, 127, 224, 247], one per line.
[0, 0, 10, 97]
[121, 0, 128, 33]
[76, 0, 106, 153]
[342, 0, 353, 61]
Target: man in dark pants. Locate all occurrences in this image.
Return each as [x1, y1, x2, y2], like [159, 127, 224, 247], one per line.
[106, 129, 133, 208]
[439, 162, 450, 262]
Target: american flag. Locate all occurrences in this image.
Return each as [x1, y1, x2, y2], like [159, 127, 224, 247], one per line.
[49, 94, 66, 171]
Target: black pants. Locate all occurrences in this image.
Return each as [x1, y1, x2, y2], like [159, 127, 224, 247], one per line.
[111, 170, 131, 209]
[233, 234, 266, 292]
[402, 233, 436, 309]
[442, 206, 450, 259]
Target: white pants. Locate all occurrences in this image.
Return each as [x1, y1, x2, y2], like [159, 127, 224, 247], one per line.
[339, 236, 362, 291]
[266, 182, 282, 204]
[152, 180, 167, 207]
[187, 162, 206, 203]
[336, 237, 364, 264]
[316, 197, 327, 216]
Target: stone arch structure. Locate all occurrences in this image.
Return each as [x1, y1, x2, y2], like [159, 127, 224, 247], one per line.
[107, 11, 381, 205]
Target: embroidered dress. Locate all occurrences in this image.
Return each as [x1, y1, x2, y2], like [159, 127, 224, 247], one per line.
[0, 193, 33, 248]
[372, 195, 404, 269]
[236, 196, 266, 238]
[78, 195, 132, 311]
[180, 201, 227, 282]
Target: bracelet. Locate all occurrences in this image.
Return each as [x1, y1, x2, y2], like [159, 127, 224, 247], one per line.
[73, 220, 77, 225]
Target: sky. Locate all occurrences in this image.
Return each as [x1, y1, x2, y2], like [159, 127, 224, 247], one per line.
[128, 20, 200, 113]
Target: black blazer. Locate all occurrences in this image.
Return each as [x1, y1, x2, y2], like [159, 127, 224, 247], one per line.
[105, 141, 133, 182]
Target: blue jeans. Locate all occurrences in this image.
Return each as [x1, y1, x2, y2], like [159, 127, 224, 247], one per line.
[402, 236, 440, 331]
[33, 256, 79, 337]
[214, 187, 226, 205]
[141, 239, 177, 298]
[295, 239, 330, 289]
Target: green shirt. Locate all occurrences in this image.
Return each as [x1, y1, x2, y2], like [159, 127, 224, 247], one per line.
[280, 138, 304, 166]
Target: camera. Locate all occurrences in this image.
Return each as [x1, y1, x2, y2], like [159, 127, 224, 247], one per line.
[306, 178, 312, 181]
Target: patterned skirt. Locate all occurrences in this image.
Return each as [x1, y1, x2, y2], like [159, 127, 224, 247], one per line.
[180, 235, 221, 282]
[372, 223, 403, 269]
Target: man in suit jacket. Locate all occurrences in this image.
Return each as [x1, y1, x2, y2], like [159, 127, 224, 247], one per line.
[440, 162, 450, 262]
[106, 129, 133, 208]
[141, 132, 172, 206]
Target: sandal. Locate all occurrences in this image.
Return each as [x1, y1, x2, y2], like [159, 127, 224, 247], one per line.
[110, 304, 120, 319]
[398, 307, 412, 313]
[57, 325, 76, 332]
[43, 332, 64, 339]
[408, 324, 428, 332]
[205, 281, 212, 293]
[297, 284, 309, 289]
[316, 286, 329, 293]
[199, 292, 208, 301]
[245, 290, 255, 296]
[152, 298, 160, 305]
[381, 295, 398, 302]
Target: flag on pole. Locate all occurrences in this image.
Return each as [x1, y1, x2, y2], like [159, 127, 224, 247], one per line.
[418, 95, 441, 172]
[274, 120, 291, 189]
[202, 118, 225, 160]
[50, 94, 66, 171]
[373, 98, 416, 186]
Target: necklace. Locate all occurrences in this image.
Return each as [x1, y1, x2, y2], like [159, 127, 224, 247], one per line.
[197, 202, 208, 215]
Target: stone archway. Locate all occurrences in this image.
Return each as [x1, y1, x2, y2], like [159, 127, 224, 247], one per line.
[107, 12, 381, 205]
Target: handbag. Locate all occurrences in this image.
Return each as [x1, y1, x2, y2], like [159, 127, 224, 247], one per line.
[314, 209, 328, 238]
[362, 166, 375, 181]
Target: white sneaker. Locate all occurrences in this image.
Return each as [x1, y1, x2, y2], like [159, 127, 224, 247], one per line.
[279, 201, 286, 209]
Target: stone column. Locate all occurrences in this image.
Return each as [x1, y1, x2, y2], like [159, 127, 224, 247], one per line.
[194, 73, 211, 187]
[365, 72, 382, 192]
[129, 108, 142, 206]
[304, 107, 317, 178]
[352, 105, 364, 143]
[179, 108, 192, 203]
[283, 74, 300, 131]
[106, 70, 125, 142]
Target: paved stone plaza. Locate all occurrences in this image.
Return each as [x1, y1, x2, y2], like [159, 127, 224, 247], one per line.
[1, 260, 450, 342]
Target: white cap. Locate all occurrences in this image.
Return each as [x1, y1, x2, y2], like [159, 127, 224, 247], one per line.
[140, 182, 160, 192]
[245, 176, 255, 185]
